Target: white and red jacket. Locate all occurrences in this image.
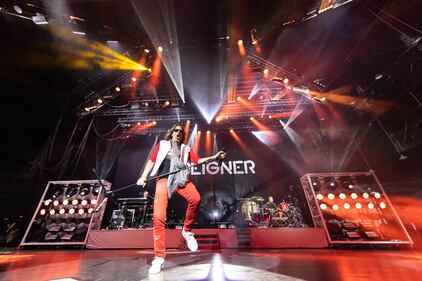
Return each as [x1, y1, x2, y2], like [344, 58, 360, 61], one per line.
[149, 140, 200, 177]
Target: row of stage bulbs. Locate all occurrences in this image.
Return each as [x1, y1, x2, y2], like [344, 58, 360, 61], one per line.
[40, 207, 94, 216]
[44, 199, 97, 206]
[319, 202, 387, 211]
[316, 192, 382, 200]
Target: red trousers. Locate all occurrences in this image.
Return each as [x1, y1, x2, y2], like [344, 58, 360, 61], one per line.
[153, 178, 201, 258]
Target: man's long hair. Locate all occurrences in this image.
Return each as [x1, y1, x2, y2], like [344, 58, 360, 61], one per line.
[164, 122, 185, 144]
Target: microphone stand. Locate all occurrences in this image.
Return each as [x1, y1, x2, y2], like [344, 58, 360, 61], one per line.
[101, 154, 225, 197]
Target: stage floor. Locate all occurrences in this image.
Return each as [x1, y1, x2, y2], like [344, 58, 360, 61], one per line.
[0, 248, 421, 281]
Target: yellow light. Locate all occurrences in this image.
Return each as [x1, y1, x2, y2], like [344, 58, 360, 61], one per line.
[283, 78, 289, 84]
[157, 46, 163, 52]
[44, 200, 51, 206]
[351, 193, 358, 199]
[368, 203, 375, 209]
[59, 209, 66, 214]
[131, 77, 137, 82]
[115, 86, 121, 92]
[81, 200, 88, 206]
[379, 202, 387, 209]
[332, 204, 339, 211]
[250, 117, 254, 121]
[63, 199, 69, 205]
[153, 121, 157, 125]
[373, 192, 381, 199]
[362, 192, 369, 199]
[91, 199, 97, 205]
[237, 40, 243, 46]
[97, 98, 103, 104]
[49, 209, 56, 215]
[269, 115, 272, 119]
[144, 48, 150, 53]
[72, 199, 78, 205]
[344, 203, 351, 210]
[229, 129, 234, 133]
[316, 194, 324, 200]
[237, 96, 241, 101]
[320, 203, 327, 210]
[207, 130, 210, 135]
[252, 40, 258, 45]
[40, 209, 46, 215]
[198, 131, 201, 135]
[69, 208, 75, 214]
[88, 208, 94, 214]
[53, 200, 59, 206]
[339, 193, 346, 200]
[327, 193, 335, 200]
[355, 202, 362, 209]
[263, 69, 269, 74]
[78, 209, 85, 215]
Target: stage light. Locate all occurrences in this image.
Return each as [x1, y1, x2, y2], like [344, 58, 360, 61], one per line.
[373, 192, 381, 199]
[72, 199, 79, 205]
[59, 209, 66, 215]
[66, 186, 77, 198]
[78, 209, 85, 215]
[320, 203, 327, 210]
[362, 192, 369, 199]
[153, 121, 157, 125]
[97, 99, 103, 104]
[137, 122, 141, 126]
[79, 186, 90, 196]
[32, 13, 48, 25]
[332, 204, 339, 211]
[368, 203, 375, 209]
[316, 194, 323, 200]
[283, 78, 289, 84]
[344, 203, 351, 210]
[263, 69, 269, 74]
[72, 31, 86, 36]
[115, 86, 121, 92]
[327, 180, 337, 190]
[81, 200, 88, 206]
[339, 193, 346, 200]
[157, 46, 163, 52]
[250, 117, 254, 121]
[252, 40, 258, 45]
[92, 185, 101, 196]
[198, 131, 201, 135]
[144, 48, 150, 53]
[164, 101, 170, 107]
[63, 199, 69, 205]
[206, 130, 210, 135]
[356, 202, 362, 209]
[237, 40, 243, 46]
[13, 5, 23, 14]
[131, 77, 137, 82]
[49, 209, 56, 215]
[351, 193, 358, 199]
[327, 193, 335, 200]
[229, 129, 234, 133]
[311, 180, 321, 191]
[342, 180, 354, 189]
[40, 209, 46, 215]
[53, 200, 59, 206]
[44, 200, 51, 206]
[69, 208, 75, 214]
[88, 208, 94, 214]
[379, 202, 386, 209]
[91, 199, 98, 205]
[237, 96, 241, 101]
[51, 187, 64, 199]
[187, 120, 191, 123]
[268, 115, 272, 119]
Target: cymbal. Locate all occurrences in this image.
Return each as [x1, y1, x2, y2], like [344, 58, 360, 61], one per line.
[251, 196, 264, 202]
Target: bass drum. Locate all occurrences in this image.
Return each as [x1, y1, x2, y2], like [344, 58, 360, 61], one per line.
[271, 210, 289, 227]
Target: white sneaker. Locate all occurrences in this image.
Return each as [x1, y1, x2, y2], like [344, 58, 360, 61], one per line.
[149, 257, 164, 274]
[182, 227, 198, 251]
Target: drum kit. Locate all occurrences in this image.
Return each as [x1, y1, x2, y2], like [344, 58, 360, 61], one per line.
[238, 195, 307, 227]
